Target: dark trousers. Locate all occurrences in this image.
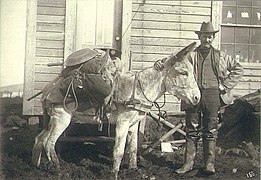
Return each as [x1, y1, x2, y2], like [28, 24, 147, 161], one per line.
[185, 88, 220, 140]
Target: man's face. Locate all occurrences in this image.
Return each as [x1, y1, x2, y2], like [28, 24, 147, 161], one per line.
[199, 33, 214, 48]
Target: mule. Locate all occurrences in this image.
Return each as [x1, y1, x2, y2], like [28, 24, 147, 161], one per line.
[32, 42, 200, 179]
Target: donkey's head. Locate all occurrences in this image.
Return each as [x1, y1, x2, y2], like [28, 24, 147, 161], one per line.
[163, 42, 200, 105]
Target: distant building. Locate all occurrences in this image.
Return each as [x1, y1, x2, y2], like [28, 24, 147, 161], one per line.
[0, 84, 23, 98]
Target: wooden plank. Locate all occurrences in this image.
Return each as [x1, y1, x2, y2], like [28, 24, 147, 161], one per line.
[121, 0, 132, 71]
[241, 63, 261, 69]
[34, 99, 44, 107]
[34, 107, 44, 115]
[235, 81, 261, 89]
[180, 1, 211, 7]
[234, 89, 259, 96]
[37, 32, 64, 41]
[131, 61, 153, 70]
[34, 82, 50, 90]
[131, 53, 170, 62]
[33, 89, 43, 94]
[131, 36, 199, 47]
[38, 0, 65, 7]
[35, 57, 63, 64]
[37, 22, 64, 32]
[132, 21, 201, 31]
[240, 76, 261, 82]
[59, 136, 115, 143]
[243, 69, 261, 76]
[36, 40, 64, 49]
[37, 14, 65, 24]
[36, 48, 64, 57]
[131, 29, 197, 39]
[64, 0, 77, 59]
[35, 64, 62, 73]
[132, 4, 211, 16]
[23, 0, 37, 116]
[143, 123, 183, 155]
[132, 0, 211, 7]
[211, 1, 222, 48]
[133, 12, 210, 23]
[131, 44, 185, 54]
[37, 6, 65, 16]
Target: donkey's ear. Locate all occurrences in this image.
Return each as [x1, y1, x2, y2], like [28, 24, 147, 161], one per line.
[175, 42, 196, 60]
[164, 42, 196, 68]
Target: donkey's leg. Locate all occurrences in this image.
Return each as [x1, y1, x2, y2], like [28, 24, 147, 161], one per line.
[44, 107, 71, 170]
[127, 120, 139, 170]
[32, 127, 51, 167]
[113, 120, 129, 179]
[112, 110, 139, 179]
[32, 108, 53, 167]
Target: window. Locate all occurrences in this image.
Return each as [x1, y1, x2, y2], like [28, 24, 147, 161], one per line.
[221, 0, 261, 63]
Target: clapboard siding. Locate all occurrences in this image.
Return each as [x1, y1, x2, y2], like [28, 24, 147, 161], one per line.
[132, 21, 203, 31]
[35, 48, 64, 57]
[131, 0, 212, 112]
[34, 81, 50, 90]
[133, 12, 210, 23]
[35, 64, 62, 74]
[37, 6, 65, 16]
[37, 22, 65, 33]
[35, 57, 63, 65]
[131, 36, 199, 47]
[37, 32, 65, 41]
[23, 0, 65, 115]
[132, 0, 211, 7]
[38, 0, 66, 8]
[36, 40, 64, 49]
[131, 53, 170, 62]
[131, 44, 190, 54]
[37, 15, 65, 24]
[132, 4, 211, 16]
[233, 63, 261, 96]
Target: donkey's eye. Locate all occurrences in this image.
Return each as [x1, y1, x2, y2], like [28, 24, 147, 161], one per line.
[180, 71, 188, 76]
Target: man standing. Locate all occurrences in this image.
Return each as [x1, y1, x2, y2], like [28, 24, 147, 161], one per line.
[175, 22, 244, 175]
[154, 21, 244, 175]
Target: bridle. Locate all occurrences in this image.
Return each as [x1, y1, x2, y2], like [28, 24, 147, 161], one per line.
[126, 69, 167, 130]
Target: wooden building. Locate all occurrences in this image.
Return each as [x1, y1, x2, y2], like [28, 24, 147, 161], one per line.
[23, 0, 261, 116]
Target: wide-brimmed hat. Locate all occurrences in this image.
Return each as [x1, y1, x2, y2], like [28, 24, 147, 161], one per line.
[195, 21, 219, 35]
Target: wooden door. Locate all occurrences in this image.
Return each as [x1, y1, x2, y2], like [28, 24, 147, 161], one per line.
[75, 0, 115, 51]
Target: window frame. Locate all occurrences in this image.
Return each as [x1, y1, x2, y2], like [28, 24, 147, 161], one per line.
[221, 1, 261, 64]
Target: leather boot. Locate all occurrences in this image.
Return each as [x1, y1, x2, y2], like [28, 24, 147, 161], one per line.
[203, 138, 216, 175]
[175, 138, 197, 174]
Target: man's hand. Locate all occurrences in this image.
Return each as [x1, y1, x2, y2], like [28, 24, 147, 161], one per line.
[219, 84, 226, 95]
[154, 59, 165, 71]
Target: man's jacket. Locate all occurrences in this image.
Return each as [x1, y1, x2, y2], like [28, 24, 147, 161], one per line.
[187, 46, 244, 105]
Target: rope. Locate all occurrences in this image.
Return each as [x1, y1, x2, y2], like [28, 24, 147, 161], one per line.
[122, 2, 143, 38]
[63, 77, 79, 112]
[62, 64, 84, 112]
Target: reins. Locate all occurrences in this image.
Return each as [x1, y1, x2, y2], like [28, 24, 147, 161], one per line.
[134, 71, 167, 130]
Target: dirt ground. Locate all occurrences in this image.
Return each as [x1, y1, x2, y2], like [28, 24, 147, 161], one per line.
[0, 97, 260, 180]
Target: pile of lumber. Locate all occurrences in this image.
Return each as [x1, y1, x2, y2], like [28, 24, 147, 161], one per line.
[219, 89, 260, 145]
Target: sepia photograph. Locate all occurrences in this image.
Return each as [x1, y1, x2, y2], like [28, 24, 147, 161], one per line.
[0, 0, 260, 179]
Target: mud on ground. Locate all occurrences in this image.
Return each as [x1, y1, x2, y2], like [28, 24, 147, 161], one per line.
[0, 97, 260, 180]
